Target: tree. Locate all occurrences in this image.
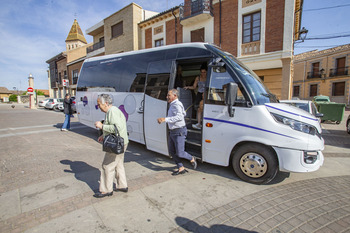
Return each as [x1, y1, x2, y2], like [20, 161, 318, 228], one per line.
[9, 94, 18, 102]
[36, 90, 45, 96]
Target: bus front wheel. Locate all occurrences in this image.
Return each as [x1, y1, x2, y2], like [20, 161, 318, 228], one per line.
[232, 143, 278, 184]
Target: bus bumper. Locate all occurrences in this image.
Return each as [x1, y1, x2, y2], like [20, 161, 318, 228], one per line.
[274, 147, 324, 173]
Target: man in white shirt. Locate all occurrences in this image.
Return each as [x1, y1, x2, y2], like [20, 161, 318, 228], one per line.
[157, 89, 197, 175]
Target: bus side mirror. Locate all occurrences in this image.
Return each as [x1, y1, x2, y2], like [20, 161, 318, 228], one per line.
[225, 82, 238, 117]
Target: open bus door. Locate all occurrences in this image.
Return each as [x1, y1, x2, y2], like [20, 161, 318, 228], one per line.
[144, 60, 173, 155]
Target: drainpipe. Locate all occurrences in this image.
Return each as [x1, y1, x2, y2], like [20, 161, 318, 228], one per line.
[219, 0, 222, 47]
[172, 9, 178, 44]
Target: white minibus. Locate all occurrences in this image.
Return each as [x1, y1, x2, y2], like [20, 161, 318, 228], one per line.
[76, 43, 324, 184]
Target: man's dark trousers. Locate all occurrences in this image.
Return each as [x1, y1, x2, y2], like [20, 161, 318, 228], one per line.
[168, 127, 192, 168]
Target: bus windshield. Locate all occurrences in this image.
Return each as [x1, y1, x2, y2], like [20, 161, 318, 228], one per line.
[206, 45, 278, 105]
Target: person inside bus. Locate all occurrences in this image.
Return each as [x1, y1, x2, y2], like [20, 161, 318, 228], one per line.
[157, 89, 197, 175]
[192, 92, 204, 130]
[93, 94, 129, 198]
[183, 63, 207, 129]
[174, 65, 185, 89]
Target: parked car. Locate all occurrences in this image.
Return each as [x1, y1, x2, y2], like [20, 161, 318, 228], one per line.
[45, 98, 64, 109]
[38, 98, 50, 107]
[346, 115, 350, 134]
[53, 102, 64, 112]
[280, 100, 324, 120]
[53, 96, 76, 112]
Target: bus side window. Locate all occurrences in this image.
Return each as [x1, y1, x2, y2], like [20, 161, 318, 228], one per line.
[207, 67, 246, 105]
[145, 74, 169, 100]
[130, 74, 146, 92]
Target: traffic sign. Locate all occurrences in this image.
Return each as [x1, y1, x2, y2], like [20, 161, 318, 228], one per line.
[63, 79, 69, 87]
[27, 87, 33, 92]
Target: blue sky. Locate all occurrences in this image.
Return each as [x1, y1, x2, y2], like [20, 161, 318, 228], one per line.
[0, 0, 349, 91]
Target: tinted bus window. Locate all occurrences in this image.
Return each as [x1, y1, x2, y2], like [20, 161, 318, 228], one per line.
[130, 74, 146, 92]
[145, 60, 172, 101]
[77, 51, 166, 92]
[145, 74, 169, 100]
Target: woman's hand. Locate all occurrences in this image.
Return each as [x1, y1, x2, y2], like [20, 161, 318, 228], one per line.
[98, 135, 103, 143]
[95, 121, 103, 129]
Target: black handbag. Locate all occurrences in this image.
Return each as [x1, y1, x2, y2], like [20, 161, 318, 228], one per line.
[102, 125, 124, 154]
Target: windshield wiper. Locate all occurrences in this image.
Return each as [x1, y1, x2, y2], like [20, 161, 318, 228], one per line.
[261, 93, 278, 102]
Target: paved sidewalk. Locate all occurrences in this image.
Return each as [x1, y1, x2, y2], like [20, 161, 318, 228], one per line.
[170, 176, 350, 233]
[0, 104, 349, 233]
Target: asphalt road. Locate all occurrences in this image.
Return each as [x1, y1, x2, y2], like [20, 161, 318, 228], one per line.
[0, 103, 349, 233]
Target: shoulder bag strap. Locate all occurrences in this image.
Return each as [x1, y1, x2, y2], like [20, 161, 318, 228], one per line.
[114, 124, 120, 136]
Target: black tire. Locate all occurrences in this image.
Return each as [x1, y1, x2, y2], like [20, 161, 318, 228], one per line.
[232, 143, 278, 184]
[347, 120, 350, 134]
[53, 105, 60, 112]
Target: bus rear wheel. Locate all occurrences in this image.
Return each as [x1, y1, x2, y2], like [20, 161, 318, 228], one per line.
[232, 143, 278, 184]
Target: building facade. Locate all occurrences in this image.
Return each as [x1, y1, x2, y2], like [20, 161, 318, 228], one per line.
[85, 3, 158, 58]
[47, 19, 89, 97]
[138, 0, 302, 100]
[46, 52, 67, 98]
[293, 44, 350, 104]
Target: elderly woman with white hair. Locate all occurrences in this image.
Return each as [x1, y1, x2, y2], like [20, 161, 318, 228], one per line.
[94, 94, 129, 198]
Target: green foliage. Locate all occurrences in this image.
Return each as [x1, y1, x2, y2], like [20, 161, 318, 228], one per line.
[36, 90, 45, 96]
[9, 94, 18, 102]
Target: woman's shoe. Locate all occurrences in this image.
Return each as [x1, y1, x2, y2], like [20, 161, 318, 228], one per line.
[93, 192, 113, 198]
[172, 169, 188, 176]
[192, 123, 202, 130]
[113, 187, 128, 192]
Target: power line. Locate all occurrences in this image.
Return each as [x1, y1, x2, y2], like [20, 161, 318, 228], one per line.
[305, 34, 350, 40]
[295, 45, 346, 48]
[304, 3, 350, 12]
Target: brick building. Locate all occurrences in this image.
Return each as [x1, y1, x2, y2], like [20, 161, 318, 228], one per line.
[46, 19, 90, 97]
[293, 44, 350, 104]
[139, 0, 303, 99]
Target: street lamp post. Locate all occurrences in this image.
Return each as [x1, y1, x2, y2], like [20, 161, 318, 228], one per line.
[298, 27, 308, 42]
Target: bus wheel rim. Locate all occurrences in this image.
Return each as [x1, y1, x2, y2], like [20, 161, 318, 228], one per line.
[240, 152, 267, 178]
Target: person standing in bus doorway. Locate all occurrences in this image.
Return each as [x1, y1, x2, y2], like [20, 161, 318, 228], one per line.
[184, 63, 207, 130]
[61, 94, 72, 131]
[93, 94, 129, 198]
[157, 89, 197, 175]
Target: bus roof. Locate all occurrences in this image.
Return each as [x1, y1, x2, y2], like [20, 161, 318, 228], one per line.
[85, 43, 212, 63]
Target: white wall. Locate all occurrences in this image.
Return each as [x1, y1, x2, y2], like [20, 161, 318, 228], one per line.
[182, 19, 214, 43]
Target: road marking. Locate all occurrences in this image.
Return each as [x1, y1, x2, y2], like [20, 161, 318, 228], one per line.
[0, 124, 55, 131]
[0, 125, 89, 138]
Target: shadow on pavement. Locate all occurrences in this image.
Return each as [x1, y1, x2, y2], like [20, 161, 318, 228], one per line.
[174, 216, 258, 233]
[55, 122, 99, 141]
[64, 126, 290, 186]
[60, 160, 100, 192]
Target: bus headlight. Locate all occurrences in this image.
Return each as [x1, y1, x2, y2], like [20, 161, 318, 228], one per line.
[271, 113, 317, 135]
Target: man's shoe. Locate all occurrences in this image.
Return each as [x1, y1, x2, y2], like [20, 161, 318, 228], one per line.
[172, 169, 188, 176]
[61, 128, 68, 131]
[191, 157, 197, 170]
[113, 187, 128, 193]
[93, 192, 113, 198]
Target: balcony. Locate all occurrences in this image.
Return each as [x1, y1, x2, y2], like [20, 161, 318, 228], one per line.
[329, 66, 348, 77]
[179, 0, 213, 26]
[307, 71, 322, 79]
[87, 40, 105, 54]
[241, 41, 260, 56]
